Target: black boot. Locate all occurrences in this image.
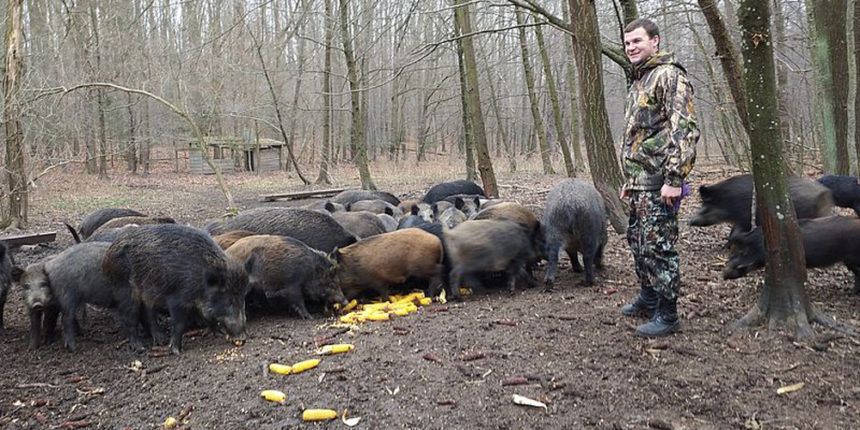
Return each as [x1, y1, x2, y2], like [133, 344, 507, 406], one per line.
[635, 297, 679, 337]
[621, 286, 658, 318]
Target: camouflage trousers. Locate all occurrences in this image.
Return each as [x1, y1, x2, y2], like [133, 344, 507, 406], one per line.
[626, 190, 680, 301]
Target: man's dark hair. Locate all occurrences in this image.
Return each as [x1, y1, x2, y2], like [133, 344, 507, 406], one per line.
[624, 18, 660, 39]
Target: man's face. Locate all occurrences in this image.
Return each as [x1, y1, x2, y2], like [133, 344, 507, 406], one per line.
[624, 27, 659, 65]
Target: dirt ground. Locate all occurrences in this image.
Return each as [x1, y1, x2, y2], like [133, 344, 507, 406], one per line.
[0, 159, 858, 429]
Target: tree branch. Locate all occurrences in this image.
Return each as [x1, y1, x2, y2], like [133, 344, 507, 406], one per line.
[55, 82, 236, 210]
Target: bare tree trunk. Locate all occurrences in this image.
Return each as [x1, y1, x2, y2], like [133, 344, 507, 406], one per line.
[535, 14, 574, 176]
[316, 0, 334, 185]
[454, 0, 498, 197]
[808, 0, 850, 174]
[855, 0, 860, 173]
[339, 0, 376, 190]
[126, 93, 137, 173]
[89, 1, 107, 179]
[561, 0, 584, 173]
[735, 0, 831, 339]
[515, 8, 553, 174]
[453, 6, 476, 181]
[142, 97, 151, 175]
[3, 0, 26, 229]
[568, 0, 626, 233]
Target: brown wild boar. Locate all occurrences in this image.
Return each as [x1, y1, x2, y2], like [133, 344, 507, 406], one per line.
[332, 229, 443, 300]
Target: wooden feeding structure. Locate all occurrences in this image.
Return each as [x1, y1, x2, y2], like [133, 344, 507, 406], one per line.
[182, 137, 285, 175]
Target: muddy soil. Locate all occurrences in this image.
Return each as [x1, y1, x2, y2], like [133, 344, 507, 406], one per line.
[0, 161, 858, 429]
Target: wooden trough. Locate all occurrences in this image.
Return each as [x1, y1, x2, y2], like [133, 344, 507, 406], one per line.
[260, 188, 346, 202]
[0, 231, 57, 249]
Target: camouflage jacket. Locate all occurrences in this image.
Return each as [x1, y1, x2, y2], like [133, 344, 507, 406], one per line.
[622, 51, 699, 190]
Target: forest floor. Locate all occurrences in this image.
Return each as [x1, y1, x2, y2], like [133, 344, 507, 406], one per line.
[0, 158, 858, 429]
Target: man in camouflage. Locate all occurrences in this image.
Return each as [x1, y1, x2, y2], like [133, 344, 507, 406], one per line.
[619, 18, 699, 337]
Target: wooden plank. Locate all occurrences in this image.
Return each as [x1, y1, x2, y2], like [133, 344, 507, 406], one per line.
[0, 231, 57, 248]
[260, 188, 346, 202]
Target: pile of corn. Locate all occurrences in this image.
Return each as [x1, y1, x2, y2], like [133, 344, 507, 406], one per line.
[337, 291, 432, 324]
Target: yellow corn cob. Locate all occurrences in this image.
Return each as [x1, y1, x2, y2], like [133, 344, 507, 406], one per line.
[388, 294, 404, 302]
[397, 292, 425, 304]
[363, 302, 390, 312]
[418, 297, 432, 306]
[459, 287, 472, 296]
[268, 363, 292, 375]
[302, 409, 338, 421]
[365, 311, 390, 321]
[260, 390, 287, 404]
[342, 299, 358, 312]
[388, 301, 414, 310]
[163, 417, 178, 429]
[318, 343, 355, 355]
[391, 303, 418, 314]
[291, 358, 320, 373]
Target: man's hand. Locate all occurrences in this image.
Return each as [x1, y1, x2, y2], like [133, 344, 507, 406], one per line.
[661, 184, 682, 207]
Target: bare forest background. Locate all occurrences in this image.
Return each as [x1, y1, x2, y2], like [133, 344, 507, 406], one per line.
[0, 0, 855, 228]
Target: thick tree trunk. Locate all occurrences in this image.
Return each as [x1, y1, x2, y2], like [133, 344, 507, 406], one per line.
[3, 0, 26, 229]
[567, 0, 626, 233]
[453, 11, 476, 181]
[808, 0, 850, 174]
[736, 1, 821, 339]
[515, 8, 553, 175]
[339, 0, 376, 190]
[855, 0, 860, 173]
[535, 14, 573, 176]
[561, 0, 584, 173]
[316, 0, 333, 185]
[454, 0, 498, 196]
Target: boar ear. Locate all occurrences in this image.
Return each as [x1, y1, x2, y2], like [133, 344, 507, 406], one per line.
[410, 205, 419, 216]
[325, 201, 336, 213]
[63, 223, 82, 243]
[431, 203, 441, 216]
[473, 196, 481, 209]
[11, 266, 24, 283]
[345, 203, 353, 211]
[244, 250, 260, 275]
[453, 197, 465, 210]
[698, 185, 711, 201]
[384, 206, 394, 216]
